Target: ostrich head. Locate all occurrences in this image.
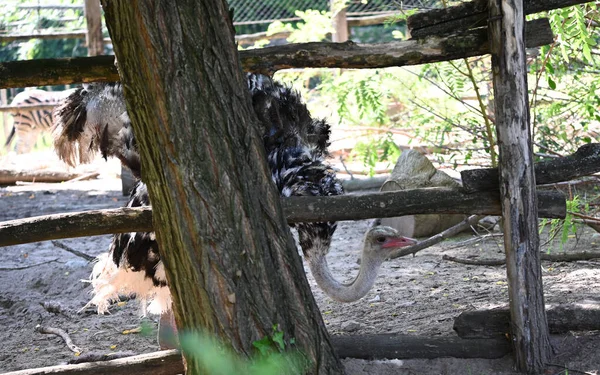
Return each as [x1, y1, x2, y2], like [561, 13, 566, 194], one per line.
[308, 225, 417, 303]
[363, 226, 417, 262]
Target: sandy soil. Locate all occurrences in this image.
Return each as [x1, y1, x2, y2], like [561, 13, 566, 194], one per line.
[1, 152, 599, 374]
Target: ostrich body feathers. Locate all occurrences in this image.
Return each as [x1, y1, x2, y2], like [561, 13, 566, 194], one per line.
[54, 74, 342, 314]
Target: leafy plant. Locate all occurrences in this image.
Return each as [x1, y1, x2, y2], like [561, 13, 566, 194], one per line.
[262, 3, 600, 178]
[351, 132, 401, 176]
[539, 196, 584, 252]
[268, 9, 334, 43]
[179, 326, 308, 375]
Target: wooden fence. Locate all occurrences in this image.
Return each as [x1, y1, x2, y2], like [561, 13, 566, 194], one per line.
[0, 0, 596, 373]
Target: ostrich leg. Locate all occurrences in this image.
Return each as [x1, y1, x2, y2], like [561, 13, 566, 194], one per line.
[158, 310, 180, 350]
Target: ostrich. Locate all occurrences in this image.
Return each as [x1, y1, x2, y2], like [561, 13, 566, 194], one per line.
[52, 74, 416, 318]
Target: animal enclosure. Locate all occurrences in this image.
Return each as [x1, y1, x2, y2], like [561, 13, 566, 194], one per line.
[1, 0, 600, 374]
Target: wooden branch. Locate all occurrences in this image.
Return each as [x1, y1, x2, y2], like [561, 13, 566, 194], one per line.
[283, 189, 565, 223]
[454, 303, 600, 338]
[461, 143, 600, 193]
[0, 31, 87, 43]
[0, 55, 119, 89]
[0, 189, 565, 247]
[408, 0, 591, 38]
[3, 350, 183, 375]
[0, 207, 153, 247]
[0, 18, 553, 89]
[0, 169, 83, 185]
[331, 334, 511, 359]
[390, 215, 485, 259]
[241, 18, 552, 75]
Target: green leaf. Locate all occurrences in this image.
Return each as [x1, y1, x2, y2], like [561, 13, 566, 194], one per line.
[582, 43, 593, 64]
[252, 336, 273, 356]
[547, 77, 557, 90]
[272, 330, 285, 352]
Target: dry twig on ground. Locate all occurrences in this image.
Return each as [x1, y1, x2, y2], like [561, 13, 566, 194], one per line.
[51, 240, 95, 261]
[442, 254, 506, 266]
[35, 324, 83, 354]
[443, 251, 600, 266]
[65, 172, 100, 183]
[0, 258, 58, 270]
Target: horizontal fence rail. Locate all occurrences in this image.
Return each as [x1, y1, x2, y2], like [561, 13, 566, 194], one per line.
[0, 188, 566, 247]
[0, 18, 553, 89]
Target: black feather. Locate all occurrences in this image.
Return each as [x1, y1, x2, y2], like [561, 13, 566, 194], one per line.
[60, 74, 343, 298]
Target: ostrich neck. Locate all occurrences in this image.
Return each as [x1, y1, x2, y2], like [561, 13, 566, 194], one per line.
[307, 251, 384, 303]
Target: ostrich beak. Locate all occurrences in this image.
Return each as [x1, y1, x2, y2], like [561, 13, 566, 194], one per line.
[382, 236, 417, 249]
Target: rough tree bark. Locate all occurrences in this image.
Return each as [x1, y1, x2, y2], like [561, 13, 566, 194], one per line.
[100, 1, 343, 374]
[488, 0, 551, 372]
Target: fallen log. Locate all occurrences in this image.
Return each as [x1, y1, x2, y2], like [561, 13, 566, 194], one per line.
[341, 176, 388, 192]
[332, 334, 511, 359]
[443, 251, 600, 266]
[3, 349, 183, 375]
[0, 18, 552, 88]
[3, 335, 514, 375]
[0, 169, 82, 185]
[408, 0, 590, 38]
[0, 188, 565, 247]
[454, 302, 600, 338]
[461, 143, 600, 193]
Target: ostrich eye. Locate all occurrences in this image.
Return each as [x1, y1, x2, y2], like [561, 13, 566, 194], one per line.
[376, 236, 386, 243]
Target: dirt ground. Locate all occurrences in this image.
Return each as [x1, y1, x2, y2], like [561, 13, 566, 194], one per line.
[1, 151, 599, 374]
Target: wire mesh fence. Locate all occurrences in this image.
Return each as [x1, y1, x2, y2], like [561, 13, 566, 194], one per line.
[1, 0, 448, 32]
[230, 0, 445, 25]
[0, 1, 87, 36]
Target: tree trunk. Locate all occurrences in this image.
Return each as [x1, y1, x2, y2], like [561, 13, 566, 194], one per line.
[100, 1, 343, 374]
[488, 0, 551, 373]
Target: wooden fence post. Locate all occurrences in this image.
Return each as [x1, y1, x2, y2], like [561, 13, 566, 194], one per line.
[330, 0, 349, 42]
[84, 0, 103, 56]
[488, 0, 551, 373]
[1, 89, 10, 143]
